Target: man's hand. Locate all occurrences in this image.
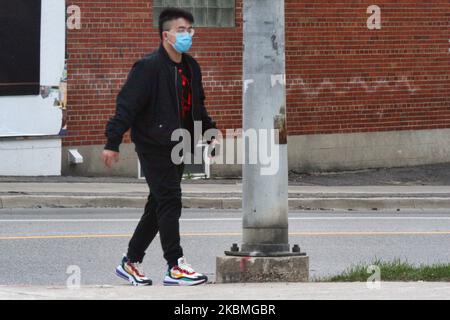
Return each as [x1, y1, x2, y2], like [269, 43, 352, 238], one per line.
[102, 149, 120, 168]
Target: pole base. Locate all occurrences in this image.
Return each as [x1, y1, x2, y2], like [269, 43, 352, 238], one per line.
[216, 255, 309, 283]
[224, 243, 306, 257]
[224, 251, 306, 257]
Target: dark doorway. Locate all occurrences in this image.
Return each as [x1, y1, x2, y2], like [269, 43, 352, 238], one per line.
[0, 0, 41, 96]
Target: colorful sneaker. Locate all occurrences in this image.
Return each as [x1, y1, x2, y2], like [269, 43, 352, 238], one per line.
[115, 255, 152, 286]
[163, 257, 208, 286]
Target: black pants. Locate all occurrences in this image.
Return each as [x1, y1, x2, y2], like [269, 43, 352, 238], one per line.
[127, 150, 184, 268]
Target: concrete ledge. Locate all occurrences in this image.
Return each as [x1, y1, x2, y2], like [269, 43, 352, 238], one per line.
[289, 197, 450, 211]
[0, 195, 147, 209]
[288, 129, 450, 172]
[3, 195, 450, 210]
[183, 197, 242, 209]
[216, 256, 309, 283]
[0, 138, 61, 176]
[0, 196, 243, 209]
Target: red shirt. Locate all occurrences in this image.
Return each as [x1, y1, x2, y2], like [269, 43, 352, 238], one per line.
[177, 63, 192, 125]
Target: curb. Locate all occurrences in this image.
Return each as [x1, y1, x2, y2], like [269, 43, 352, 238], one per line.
[1, 283, 450, 300]
[2, 195, 450, 210]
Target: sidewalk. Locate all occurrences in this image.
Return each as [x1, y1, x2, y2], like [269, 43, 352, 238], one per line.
[1, 282, 449, 300]
[1, 162, 450, 210]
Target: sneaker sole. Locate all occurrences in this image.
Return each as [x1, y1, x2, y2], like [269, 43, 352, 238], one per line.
[115, 265, 152, 286]
[163, 276, 207, 287]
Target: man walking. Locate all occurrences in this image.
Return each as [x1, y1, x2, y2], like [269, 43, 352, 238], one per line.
[102, 8, 217, 286]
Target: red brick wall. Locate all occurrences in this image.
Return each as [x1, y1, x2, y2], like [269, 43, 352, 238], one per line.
[285, 0, 450, 135]
[65, 0, 449, 147]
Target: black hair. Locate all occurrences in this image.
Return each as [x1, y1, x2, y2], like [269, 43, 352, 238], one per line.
[158, 7, 194, 40]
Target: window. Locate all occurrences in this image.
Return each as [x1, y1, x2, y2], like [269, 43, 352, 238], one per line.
[153, 0, 235, 27]
[0, 0, 41, 96]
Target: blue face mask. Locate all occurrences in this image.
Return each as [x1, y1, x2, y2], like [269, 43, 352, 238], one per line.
[170, 32, 193, 53]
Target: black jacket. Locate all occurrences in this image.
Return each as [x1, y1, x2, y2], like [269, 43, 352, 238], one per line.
[104, 45, 217, 153]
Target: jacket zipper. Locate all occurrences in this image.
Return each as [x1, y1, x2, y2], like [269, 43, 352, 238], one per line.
[187, 61, 195, 123]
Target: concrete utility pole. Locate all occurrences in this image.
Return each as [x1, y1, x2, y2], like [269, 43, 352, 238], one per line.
[216, 0, 309, 283]
[241, 0, 289, 255]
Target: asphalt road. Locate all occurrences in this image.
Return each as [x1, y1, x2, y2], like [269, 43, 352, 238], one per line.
[0, 208, 449, 286]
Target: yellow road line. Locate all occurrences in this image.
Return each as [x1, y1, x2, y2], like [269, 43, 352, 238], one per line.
[0, 231, 449, 241]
